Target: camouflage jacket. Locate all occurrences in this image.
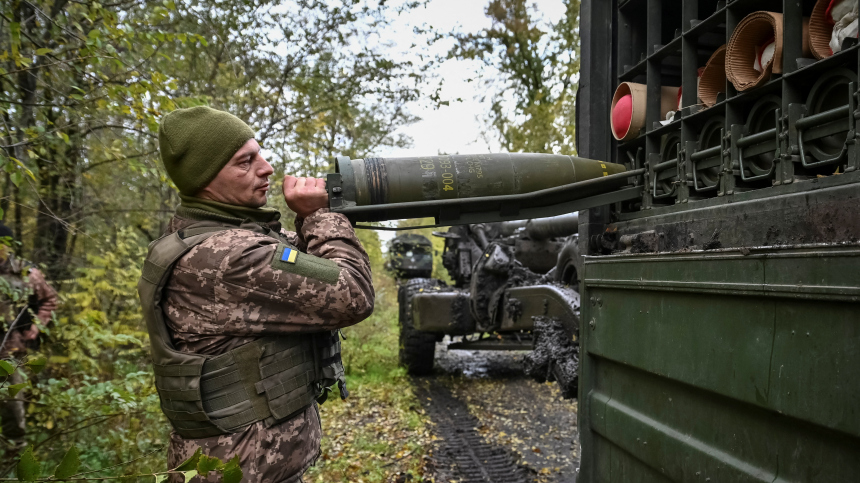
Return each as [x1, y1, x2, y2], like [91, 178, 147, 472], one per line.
[0, 255, 58, 359]
[161, 200, 374, 483]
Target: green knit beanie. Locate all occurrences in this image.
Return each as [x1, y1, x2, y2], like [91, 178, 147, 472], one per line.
[158, 106, 256, 195]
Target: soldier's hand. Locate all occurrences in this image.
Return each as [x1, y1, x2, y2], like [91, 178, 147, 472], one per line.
[21, 325, 39, 341]
[283, 175, 328, 218]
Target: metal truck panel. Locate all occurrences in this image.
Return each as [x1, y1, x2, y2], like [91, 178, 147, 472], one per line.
[579, 246, 860, 482]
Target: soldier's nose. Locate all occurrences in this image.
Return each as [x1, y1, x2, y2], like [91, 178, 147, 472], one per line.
[258, 159, 274, 177]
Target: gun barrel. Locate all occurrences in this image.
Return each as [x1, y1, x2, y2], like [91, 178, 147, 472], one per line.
[498, 220, 528, 236]
[525, 213, 580, 240]
[336, 153, 625, 206]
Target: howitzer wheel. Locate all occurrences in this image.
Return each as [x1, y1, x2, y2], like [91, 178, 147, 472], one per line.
[398, 278, 443, 375]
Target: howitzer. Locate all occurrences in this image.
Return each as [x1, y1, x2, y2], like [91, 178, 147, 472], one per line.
[326, 153, 640, 225]
[393, 210, 585, 397]
[325, 153, 631, 394]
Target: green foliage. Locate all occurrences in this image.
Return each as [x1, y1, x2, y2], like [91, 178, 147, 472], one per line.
[219, 456, 243, 483]
[52, 446, 80, 479]
[16, 446, 38, 481]
[0, 0, 427, 277]
[0, 360, 13, 377]
[340, 286, 401, 379]
[449, 0, 581, 154]
[167, 447, 242, 482]
[0, 355, 243, 481]
[195, 453, 221, 477]
[54, 228, 149, 374]
[306, 272, 433, 481]
[10, 424, 240, 481]
[0, 0, 438, 479]
[23, 357, 44, 374]
[0, 227, 168, 477]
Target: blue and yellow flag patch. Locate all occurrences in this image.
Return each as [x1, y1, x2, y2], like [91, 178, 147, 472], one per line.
[280, 247, 298, 264]
[271, 243, 340, 284]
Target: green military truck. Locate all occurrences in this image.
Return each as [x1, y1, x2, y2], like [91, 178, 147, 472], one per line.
[385, 234, 434, 280]
[577, 0, 860, 482]
[326, 0, 860, 479]
[574, 0, 859, 480]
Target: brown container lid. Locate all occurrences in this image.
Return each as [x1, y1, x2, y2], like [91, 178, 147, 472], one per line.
[698, 45, 727, 108]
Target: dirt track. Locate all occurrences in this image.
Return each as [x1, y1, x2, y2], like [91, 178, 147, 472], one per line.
[414, 341, 580, 483]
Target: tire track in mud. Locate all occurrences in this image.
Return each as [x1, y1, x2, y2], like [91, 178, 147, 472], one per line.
[414, 378, 533, 483]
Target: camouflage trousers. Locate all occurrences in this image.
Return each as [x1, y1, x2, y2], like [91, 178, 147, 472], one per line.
[167, 404, 321, 483]
[0, 365, 26, 441]
[0, 334, 27, 442]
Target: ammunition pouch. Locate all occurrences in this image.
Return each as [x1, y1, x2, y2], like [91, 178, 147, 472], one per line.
[139, 221, 347, 439]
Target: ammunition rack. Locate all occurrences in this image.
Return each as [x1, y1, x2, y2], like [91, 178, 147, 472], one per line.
[605, 0, 860, 215]
[577, 2, 860, 480]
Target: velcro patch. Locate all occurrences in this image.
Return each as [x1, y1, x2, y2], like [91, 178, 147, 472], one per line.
[281, 247, 298, 264]
[270, 243, 341, 285]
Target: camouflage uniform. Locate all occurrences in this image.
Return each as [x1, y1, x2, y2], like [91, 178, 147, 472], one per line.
[161, 203, 374, 483]
[0, 255, 58, 441]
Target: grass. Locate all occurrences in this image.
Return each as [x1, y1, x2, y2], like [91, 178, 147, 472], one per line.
[305, 276, 434, 482]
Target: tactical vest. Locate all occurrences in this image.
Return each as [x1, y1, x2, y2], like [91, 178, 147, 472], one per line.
[138, 221, 347, 439]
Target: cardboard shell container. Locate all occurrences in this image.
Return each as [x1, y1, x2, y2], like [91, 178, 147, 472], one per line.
[611, 82, 680, 141]
[809, 0, 835, 59]
[726, 11, 811, 91]
[698, 45, 727, 108]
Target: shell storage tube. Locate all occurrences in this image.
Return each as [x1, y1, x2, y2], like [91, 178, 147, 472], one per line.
[698, 45, 727, 107]
[810, 0, 858, 58]
[610, 82, 679, 141]
[727, 12, 784, 90]
[611, 82, 646, 141]
[660, 86, 681, 119]
[727, 12, 811, 91]
[810, 0, 833, 59]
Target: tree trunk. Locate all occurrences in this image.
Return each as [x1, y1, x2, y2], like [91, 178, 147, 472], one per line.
[32, 107, 78, 280]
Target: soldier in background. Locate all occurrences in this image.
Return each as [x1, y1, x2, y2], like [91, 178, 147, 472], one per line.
[0, 224, 58, 447]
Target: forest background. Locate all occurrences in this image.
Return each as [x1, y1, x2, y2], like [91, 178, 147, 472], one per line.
[0, 0, 579, 481]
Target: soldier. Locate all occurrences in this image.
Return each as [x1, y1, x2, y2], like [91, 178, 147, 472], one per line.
[139, 106, 374, 483]
[0, 224, 58, 447]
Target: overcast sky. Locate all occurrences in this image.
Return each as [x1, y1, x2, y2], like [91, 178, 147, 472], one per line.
[365, 0, 566, 244]
[378, 0, 566, 158]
